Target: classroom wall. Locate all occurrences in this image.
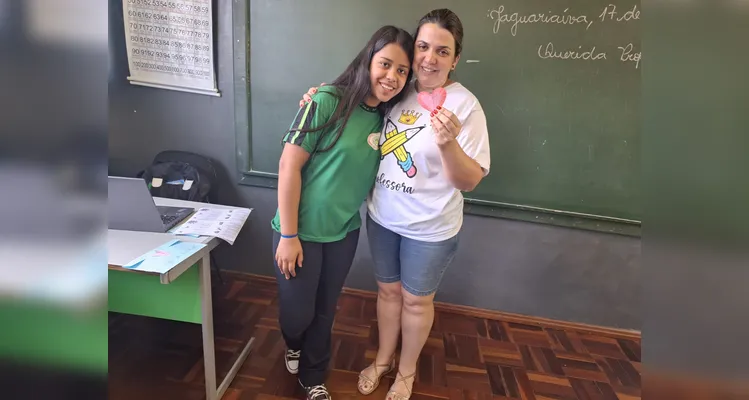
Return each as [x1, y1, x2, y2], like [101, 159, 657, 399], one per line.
[108, 0, 641, 330]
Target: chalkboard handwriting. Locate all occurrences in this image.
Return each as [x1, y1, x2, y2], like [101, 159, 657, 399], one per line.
[617, 43, 641, 69]
[538, 42, 607, 61]
[487, 4, 640, 36]
[537, 42, 642, 69]
[486, 4, 641, 69]
[599, 4, 640, 22]
[487, 5, 593, 36]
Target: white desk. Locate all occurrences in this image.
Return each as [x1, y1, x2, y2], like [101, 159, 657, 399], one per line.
[108, 197, 253, 400]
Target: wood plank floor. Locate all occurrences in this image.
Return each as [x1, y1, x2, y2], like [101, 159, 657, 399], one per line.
[109, 272, 641, 400]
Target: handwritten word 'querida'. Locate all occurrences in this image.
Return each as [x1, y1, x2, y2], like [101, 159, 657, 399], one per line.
[537, 42, 642, 69]
[487, 5, 593, 36]
[537, 42, 607, 61]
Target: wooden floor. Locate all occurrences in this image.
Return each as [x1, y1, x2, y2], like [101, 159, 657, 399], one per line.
[109, 272, 641, 400]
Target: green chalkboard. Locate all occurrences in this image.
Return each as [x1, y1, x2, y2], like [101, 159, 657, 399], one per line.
[240, 0, 641, 231]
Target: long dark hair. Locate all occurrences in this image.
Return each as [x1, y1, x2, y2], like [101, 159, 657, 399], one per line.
[414, 9, 464, 77]
[291, 25, 415, 153]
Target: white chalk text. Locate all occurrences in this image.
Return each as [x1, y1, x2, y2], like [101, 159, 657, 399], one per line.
[538, 42, 607, 61]
[487, 3, 641, 69]
[487, 5, 592, 36]
[617, 43, 641, 69]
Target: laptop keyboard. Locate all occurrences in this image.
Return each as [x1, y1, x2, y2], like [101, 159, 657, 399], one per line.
[161, 214, 178, 225]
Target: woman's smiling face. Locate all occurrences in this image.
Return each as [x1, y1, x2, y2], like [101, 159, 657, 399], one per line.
[412, 22, 459, 91]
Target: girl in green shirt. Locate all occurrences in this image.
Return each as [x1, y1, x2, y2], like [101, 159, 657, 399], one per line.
[270, 25, 415, 400]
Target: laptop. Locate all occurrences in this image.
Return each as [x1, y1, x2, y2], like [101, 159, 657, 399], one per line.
[108, 176, 194, 233]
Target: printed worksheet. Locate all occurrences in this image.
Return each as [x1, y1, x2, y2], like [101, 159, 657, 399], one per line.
[173, 207, 251, 245]
[124, 239, 207, 274]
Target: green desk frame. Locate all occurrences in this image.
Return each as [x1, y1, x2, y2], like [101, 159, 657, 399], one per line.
[109, 264, 201, 324]
[108, 225, 254, 400]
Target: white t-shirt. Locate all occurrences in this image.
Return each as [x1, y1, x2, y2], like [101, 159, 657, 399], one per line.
[367, 81, 491, 242]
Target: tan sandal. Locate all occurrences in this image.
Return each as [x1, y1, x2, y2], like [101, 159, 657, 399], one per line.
[386, 371, 416, 400]
[357, 358, 395, 395]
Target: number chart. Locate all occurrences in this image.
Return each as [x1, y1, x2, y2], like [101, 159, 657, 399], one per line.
[122, 0, 219, 96]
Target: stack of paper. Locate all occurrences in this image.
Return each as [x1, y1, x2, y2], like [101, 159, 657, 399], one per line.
[172, 207, 251, 245]
[123, 239, 207, 274]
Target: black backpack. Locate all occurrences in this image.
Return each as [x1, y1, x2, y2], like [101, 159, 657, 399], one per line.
[137, 151, 217, 203]
[136, 150, 225, 284]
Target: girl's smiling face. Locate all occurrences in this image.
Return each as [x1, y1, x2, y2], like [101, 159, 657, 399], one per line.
[367, 43, 411, 106]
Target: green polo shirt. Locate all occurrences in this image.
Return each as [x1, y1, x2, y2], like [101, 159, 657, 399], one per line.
[271, 86, 383, 243]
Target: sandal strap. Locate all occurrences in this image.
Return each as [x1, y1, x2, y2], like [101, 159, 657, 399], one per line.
[358, 361, 393, 384]
[387, 392, 411, 400]
[358, 374, 375, 385]
[391, 371, 416, 396]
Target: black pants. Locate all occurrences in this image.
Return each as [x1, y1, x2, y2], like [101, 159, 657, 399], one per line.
[272, 229, 360, 386]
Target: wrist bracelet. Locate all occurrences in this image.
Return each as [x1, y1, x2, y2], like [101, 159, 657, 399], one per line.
[280, 233, 298, 239]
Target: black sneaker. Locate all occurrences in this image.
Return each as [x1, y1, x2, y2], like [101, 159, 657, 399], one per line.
[285, 349, 301, 374]
[301, 383, 331, 400]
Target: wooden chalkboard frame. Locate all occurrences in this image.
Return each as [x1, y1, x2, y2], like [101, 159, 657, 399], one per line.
[231, 1, 640, 237]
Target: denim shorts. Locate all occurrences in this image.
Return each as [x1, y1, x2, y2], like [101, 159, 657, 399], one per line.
[366, 214, 460, 297]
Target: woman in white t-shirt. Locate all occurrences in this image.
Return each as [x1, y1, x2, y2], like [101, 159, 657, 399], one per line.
[301, 9, 491, 400]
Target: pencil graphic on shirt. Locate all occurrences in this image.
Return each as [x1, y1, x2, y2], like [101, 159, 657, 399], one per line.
[381, 120, 424, 178]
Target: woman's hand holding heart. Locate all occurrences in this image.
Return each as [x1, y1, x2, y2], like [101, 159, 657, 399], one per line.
[418, 87, 462, 148]
[430, 107, 462, 147]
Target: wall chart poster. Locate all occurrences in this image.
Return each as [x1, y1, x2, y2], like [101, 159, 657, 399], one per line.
[122, 0, 219, 96]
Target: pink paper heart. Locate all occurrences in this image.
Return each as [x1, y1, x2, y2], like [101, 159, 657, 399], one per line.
[417, 87, 447, 112]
